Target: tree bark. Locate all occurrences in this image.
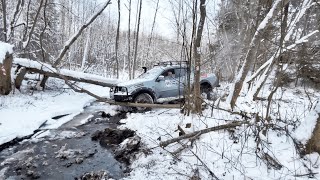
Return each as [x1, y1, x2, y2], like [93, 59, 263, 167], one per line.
[160, 121, 249, 147]
[8, 0, 24, 41]
[145, 0, 159, 61]
[81, 27, 91, 71]
[14, 66, 26, 90]
[127, 0, 132, 79]
[192, 0, 206, 114]
[0, 52, 13, 95]
[115, 0, 121, 78]
[132, 0, 142, 79]
[14, 60, 117, 88]
[23, 0, 44, 49]
[1, 0, 7, 42]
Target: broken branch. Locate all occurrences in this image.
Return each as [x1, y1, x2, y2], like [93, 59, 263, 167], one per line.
[160, 121, 249, 147]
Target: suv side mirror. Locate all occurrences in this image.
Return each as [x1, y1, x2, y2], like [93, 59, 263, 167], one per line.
[142, 67, 147, 73]
[157, 75, 165, 82]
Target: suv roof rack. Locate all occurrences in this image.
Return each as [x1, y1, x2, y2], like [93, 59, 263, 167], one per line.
[154, 61, 188, 67]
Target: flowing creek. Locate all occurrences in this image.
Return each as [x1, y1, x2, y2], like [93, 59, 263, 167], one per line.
[0, 102, 131, 179]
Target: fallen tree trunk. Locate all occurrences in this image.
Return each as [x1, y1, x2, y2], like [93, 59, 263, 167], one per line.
[13, 58, 181, 109]
[24, 66, 116, 87]
[0, 42, 14, 95]
[54, 79, 182, 109]
[160, 121, 249, 147]
[13, 58, 119, 88]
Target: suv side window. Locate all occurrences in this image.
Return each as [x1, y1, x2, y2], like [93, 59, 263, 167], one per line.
[161, 69, 175, 78]
[174, 68, 186, 78]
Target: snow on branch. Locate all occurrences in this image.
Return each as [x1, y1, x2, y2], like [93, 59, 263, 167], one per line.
[247, 30, 319, 84]
[246, 30, 319, 100]
[284, 0, 313, 42]
[254, 0, 282, 34]
[0, 42, 14, 64]
[226, 0, 289, 109]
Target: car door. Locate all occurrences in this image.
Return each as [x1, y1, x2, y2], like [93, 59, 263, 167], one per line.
[174, 68, 187, 95]
[155, 69, 179, 98]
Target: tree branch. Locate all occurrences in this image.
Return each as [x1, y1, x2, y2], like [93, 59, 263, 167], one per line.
[160, 121, 249, 147]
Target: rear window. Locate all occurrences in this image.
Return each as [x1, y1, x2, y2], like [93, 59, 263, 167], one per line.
[175, 68, 186, 78]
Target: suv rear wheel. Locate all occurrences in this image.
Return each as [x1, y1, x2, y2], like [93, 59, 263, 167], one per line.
[133, 93, 154, 112]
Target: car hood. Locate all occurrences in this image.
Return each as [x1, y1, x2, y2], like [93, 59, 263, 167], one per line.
[116, 78, 148, 87]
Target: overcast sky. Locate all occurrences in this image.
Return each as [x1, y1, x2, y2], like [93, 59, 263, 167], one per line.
[103, 0, 220, 40]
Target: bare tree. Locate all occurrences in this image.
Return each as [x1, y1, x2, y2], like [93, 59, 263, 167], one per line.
[22, 0, 45, 51]
[227, 0, 289, 110]
[192, 0, 206, 113]
[145, 0, 159, 62]
[115, 0, 121, 78]
[132, 0, 142, 79]
[126, 0, 132, 79]
[40, 0, 112, 88]
[81, 27, 91, 71]
[0, 44, 13, 95]
[1, 0, 7, 42]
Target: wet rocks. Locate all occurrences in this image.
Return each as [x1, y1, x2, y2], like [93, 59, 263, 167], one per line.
[115, 136, 141, 164]
[76, 170, 112, 180]
[91, 128, 135, 146]
[91, 128, 142, 164]
[53, 144, 98, 168]
[26, 170, 40, 179]
[100, 111, 111, 118]
[108, 112, 127, 124]
[54, 144, 83, 160]
[75, 157, 84, 164]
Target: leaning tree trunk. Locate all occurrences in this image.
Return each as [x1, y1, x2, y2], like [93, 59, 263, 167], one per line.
[0, 51, 13, 95]
[132, 0, 142, 79]
[192, 0, 206, 114]
[40, 0, 112, 88]
[227, 0, 289, 109]
[115, 0, 120, 79]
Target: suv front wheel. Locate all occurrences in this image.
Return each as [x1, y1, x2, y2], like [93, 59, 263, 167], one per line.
[133, 93, 154, 112]
[200, 83, 213, 99]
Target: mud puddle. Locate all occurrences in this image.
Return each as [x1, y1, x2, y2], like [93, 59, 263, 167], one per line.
[0, 102, 135, 180]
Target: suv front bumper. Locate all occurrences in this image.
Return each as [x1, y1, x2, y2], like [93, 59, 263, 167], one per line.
[110, 86, 133, 102]
[114, 94, 133, 102]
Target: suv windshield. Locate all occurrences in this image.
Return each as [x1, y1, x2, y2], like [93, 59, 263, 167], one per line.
[138, 66, 165, 79]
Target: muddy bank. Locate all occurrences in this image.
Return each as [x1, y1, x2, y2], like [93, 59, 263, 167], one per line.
[0, 108, 139, 179]
[92, 127, 141, 165]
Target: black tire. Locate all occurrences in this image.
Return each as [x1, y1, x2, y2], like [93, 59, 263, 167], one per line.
[133, 93, 154, 112]
[200, 83, 213, 99]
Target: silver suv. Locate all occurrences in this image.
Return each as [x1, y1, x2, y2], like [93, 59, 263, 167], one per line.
[110, 62, 219, 108]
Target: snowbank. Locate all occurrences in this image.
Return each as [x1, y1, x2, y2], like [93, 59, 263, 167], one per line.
[120, 87, 320, 180]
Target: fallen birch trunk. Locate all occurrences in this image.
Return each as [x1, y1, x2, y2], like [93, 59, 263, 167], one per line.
[13, 58, 119, 88]
[160, 121, 249, 147]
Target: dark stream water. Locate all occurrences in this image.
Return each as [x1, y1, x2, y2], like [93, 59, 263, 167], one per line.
[0, 102, 127, 180]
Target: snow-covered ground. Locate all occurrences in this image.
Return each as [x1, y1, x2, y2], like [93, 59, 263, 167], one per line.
[1, 77, 320, 179]
[120, 85, 320, 180]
